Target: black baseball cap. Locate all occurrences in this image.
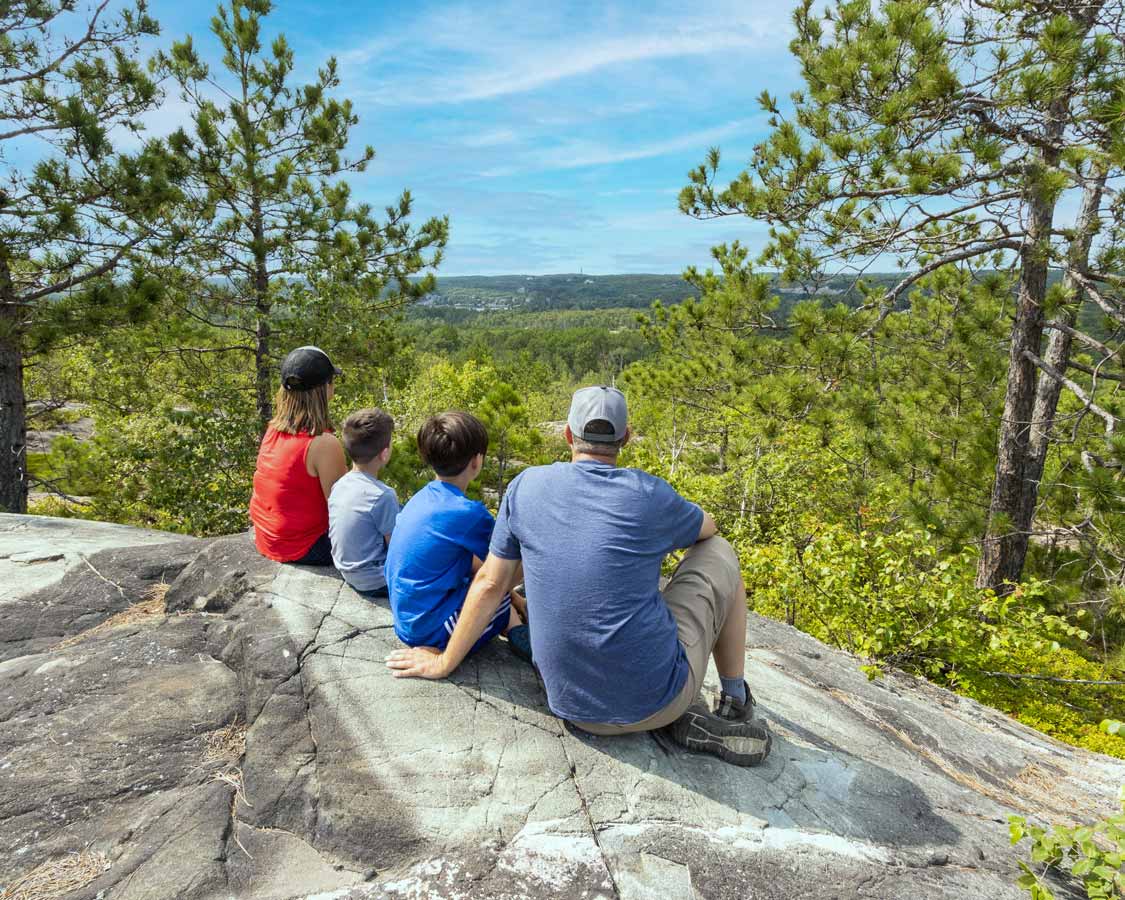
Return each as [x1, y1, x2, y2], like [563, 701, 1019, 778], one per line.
[280, 346, 342, 392]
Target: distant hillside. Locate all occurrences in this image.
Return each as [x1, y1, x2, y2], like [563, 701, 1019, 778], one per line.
[413, 272, 1120, 340]
[413, 272, 887, 315]
[417, 274, 701, 312]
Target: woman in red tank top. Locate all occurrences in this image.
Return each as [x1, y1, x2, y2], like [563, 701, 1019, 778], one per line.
[249, 347, 348, 564]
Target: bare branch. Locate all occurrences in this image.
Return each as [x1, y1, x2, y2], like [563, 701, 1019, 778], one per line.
[1024, 349, 1117, 435]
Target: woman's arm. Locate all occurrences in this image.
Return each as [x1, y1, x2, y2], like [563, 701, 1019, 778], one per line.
[306, 433, 347, 499]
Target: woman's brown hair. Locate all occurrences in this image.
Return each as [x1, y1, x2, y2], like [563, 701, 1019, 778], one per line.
[269, 382, 333, 435]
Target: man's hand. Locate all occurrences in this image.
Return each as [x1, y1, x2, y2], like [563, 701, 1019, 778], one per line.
[385, 646, 449, 679]
[386, 555, 518, 682]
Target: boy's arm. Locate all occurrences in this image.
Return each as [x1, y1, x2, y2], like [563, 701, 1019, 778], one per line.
[371, 489, 398, 545]
[385, 554, 518, 679]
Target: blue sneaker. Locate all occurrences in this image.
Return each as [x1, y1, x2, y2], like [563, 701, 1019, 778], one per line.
[507, 624, 533, 664]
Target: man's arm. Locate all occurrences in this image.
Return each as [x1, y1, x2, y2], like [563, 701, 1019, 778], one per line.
[385, 554, 519, 679]
[697, 511, 718, 542]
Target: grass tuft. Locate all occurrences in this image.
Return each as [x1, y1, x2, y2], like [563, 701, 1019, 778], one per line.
[0, 850, 109, 900]
[54, 583, 169, 650]
[204, 722, 248, 766]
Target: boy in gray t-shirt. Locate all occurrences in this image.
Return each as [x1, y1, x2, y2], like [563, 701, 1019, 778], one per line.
[329, 409, 399, 596]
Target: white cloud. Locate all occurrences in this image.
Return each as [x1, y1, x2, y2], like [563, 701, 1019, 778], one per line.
[476, 118, 757, 176]
[339, 2, 791, 106]
[460, 128, 520, 148]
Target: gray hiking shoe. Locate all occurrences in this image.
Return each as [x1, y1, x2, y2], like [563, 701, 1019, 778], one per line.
[667, 699, 772, 767]
[715, 680, 756, 723]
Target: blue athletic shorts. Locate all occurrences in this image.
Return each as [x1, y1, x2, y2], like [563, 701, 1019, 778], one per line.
[402, 593, 512, 653]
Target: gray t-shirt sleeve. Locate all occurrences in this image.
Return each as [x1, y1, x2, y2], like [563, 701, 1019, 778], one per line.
[489, 480, 522, 560]
[372, 486, 398, 537]
[649, 477, 705, 552]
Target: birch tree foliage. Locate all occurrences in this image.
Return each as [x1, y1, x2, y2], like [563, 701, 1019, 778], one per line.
[680, 0, 1125, 592]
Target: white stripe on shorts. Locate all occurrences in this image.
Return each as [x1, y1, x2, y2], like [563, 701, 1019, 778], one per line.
[489, 596, 512, 625]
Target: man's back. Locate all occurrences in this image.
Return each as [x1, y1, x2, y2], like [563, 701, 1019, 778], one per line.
[490, 459, 703, 724]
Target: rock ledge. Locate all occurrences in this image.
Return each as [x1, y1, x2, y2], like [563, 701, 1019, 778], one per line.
[1, 515, 1121, 900]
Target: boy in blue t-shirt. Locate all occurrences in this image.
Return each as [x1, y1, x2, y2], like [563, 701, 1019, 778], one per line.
[329, 409, 399, 597]
[385, 412, 528, 656]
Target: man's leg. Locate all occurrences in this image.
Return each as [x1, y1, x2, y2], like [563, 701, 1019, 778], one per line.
[660, 536, 770, 766]
[571, 536, 770, 766]
[712, 573, 747, 680]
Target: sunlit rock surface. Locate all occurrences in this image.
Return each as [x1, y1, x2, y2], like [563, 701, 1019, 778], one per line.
[1, 514, 1120, 899]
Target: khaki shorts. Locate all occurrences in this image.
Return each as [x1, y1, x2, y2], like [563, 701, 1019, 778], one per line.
[571, 536, 743, 735]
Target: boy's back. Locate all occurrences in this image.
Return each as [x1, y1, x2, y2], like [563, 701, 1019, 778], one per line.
[385, 480, 494, 645]
[328, 470, 398, 593]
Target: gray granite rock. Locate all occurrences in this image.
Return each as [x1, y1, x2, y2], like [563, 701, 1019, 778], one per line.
[0, 514, 1120, 899]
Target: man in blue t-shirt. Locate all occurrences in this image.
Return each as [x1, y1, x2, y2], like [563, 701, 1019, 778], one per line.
[387, 387, 771, 767]
[385, 412, 528, 655]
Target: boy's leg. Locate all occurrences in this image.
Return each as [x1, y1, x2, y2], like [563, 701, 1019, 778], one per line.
[464, 593, 513, 654]
[506, 561, 528, 623]
[508, 589, 527, 626]
[292, 532, 333, 566]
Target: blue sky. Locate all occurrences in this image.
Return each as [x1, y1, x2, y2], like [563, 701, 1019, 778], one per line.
[152, 0, 805, 275]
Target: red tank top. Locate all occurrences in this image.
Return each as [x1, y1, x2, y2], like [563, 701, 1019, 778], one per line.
[249, 427, 328, 562]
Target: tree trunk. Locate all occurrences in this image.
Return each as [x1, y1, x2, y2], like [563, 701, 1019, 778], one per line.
[975, 2, 1103, 593]
[0, 250, 27, 513]
[976, 190, 1054, 592]
[1017, 168, 1107, 535]
[496, 434, 508, 500]
[252, 201, 271, 430]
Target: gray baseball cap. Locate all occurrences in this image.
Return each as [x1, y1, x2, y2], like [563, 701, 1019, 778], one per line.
[567, 385, 628, 442]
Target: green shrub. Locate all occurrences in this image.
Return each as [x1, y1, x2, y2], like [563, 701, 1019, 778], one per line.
[1010, 787, 1125, 899]
[741, 523, 1125, 757]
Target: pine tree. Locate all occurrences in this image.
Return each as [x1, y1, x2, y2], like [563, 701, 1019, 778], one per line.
[0, 0, 179, 513]
[478, 381, 538, 499]
[156, 0, 448, 429]
[681, 0, 1125, 592]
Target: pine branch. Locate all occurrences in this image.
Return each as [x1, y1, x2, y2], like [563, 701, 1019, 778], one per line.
[0, 0, 112, 88]
[1023, 349, 1117, 435]
[983, 671, 1125, 687]
[17, 234, 146, 304]
[1069, 271, 1125, 329]
[1067, 359, 1124, 382]
[1043, 321, 1120, 361]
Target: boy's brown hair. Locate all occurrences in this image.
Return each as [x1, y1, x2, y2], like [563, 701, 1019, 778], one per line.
[417, 411, 489, 477]
[342, 408, 395, 464]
